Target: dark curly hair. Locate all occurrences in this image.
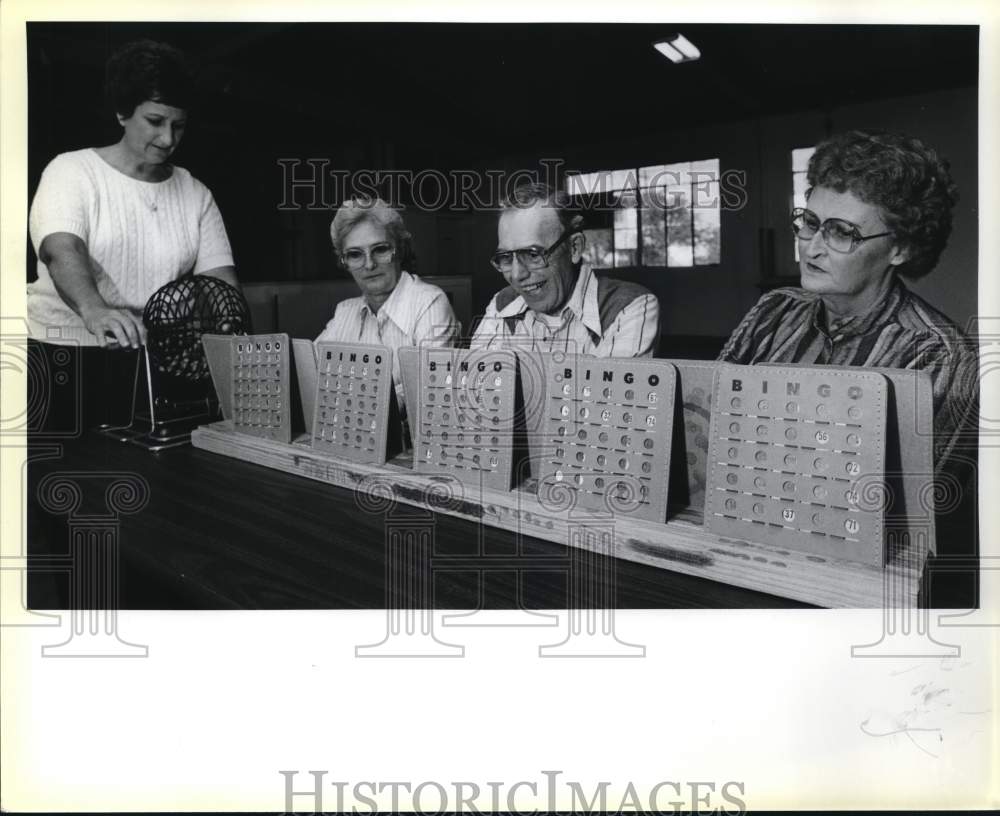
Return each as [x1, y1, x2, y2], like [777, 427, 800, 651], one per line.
[807, 130, 959, 279]
[105, 39, 197, 118]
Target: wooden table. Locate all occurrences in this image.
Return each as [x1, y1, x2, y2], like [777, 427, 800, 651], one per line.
[26, 432, 816, 610]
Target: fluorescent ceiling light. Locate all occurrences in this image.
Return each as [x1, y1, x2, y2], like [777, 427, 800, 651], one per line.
[653, 34, 701, 64]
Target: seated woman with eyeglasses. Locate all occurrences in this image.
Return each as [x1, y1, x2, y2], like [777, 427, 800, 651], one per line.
[316, 196, 461, 412]
[719, 129, 977, 471]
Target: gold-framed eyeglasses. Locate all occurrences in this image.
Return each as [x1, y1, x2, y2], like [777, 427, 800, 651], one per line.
[490, 230, 575, 273]
[341, 242, 395, 270]
[792, 207, 892, 254]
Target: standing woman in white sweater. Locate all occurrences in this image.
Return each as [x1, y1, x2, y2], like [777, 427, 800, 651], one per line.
[28, 39, 239, 350]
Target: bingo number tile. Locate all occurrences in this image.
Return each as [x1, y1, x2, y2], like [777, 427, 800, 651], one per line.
[311, 342, 396, 464]
[414, 349, 517, 491]
[231, 334, 292, 443]
[537, 356, 677, 522]
[704, 364, 888, 566]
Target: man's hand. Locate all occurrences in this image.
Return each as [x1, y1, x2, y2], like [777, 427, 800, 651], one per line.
[80, 305, 146, 349]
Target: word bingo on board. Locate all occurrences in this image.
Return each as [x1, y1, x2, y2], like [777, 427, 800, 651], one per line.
[537, 355, 678, 522]
[704, 364, 888, 566]
[230, 333, 293, 443]
[311, 342, 398, 465]
[414, 349, 518, 491]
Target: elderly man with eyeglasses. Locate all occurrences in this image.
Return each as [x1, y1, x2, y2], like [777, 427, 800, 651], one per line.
[718, 130, 977, 473]
[317, 196, 460, 412]
[470, 182, 660, 357]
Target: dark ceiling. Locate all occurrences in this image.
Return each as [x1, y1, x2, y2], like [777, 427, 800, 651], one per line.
[28, 22, 978, 167]
[24, 22, 980, 286]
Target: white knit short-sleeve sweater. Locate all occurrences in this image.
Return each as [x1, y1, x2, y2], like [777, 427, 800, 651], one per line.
[27, 148, 234, 344]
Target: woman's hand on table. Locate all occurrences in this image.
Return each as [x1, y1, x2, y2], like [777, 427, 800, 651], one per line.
[39, 232, 147, 349]
[80, 304, 147, 349]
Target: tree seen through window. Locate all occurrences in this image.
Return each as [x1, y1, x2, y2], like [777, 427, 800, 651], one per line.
[566, 159, 721, 269]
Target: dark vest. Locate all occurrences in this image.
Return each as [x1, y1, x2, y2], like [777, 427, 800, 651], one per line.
[494, 275, 654, 343]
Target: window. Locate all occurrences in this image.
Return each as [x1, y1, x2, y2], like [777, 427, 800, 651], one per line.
[791, 146, 816, 263]
[566, 158, 721, 269]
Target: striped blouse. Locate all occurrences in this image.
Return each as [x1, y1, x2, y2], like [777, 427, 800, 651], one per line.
[718, 278, 978, 471]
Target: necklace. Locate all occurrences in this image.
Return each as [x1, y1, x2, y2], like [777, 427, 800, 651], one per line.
[95, 148, 169, 211]
[137, 179, 164, 212]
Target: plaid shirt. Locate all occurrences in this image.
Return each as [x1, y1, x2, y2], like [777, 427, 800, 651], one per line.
[471, 265, 659, 358]
[718, 278, 978, 471]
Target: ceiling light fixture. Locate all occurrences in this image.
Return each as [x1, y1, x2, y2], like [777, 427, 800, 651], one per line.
[653, 34, 701, 64]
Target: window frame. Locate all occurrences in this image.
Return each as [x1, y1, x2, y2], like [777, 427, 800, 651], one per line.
[791, 145, 816, 265]
[566, 159, 723, 272]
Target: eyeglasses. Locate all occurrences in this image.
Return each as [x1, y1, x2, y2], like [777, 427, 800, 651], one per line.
[791, 208, 892, 254]
[341, 242, 395, 270]
[490, 230, 575, 273]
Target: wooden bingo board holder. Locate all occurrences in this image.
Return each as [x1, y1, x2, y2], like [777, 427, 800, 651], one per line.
[311, 342, 403, 465]
[202, 333, 235, 420]
[193, 357, 932, 608]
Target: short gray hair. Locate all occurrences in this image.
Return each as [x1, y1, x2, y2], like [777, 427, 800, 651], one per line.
[330, 196, 413, 262]
[500, 182, 585, 234]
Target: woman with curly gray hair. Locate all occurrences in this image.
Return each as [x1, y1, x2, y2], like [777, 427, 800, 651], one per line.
[719, 129, 976, 470]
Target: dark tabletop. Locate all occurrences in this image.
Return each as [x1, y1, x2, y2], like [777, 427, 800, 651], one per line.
[27, 429, 872, 611]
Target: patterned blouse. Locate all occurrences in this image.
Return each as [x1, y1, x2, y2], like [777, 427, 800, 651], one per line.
[718, 278, 978, 472]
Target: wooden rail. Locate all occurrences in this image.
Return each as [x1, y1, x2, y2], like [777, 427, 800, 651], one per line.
[192, 421, 925, 608]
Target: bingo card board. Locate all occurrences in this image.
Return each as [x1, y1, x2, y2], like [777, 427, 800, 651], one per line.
[704, 364, 889, 566]
[413, 348, 518, 491]
[230, 333, 293, 443]
[397, 345, 421, 450]
[311, 342, 400, 465]
[291, 338, 319, 434]
[536, 356, 678, 522]
[202, 333, 234, 420]
[763, 362, 938, 556]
